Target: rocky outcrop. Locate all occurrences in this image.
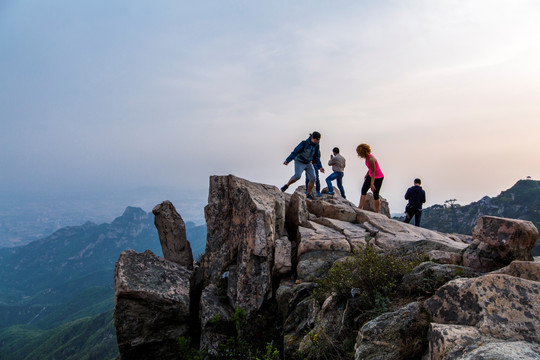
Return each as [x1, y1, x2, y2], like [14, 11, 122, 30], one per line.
[427, 324, 540, 360]
[362, 193, 391, 218]
[425, 273, 540, 359]
[113, 176, 540, 360]
[200, 175, 287, 314]
[492, 260, 540, 282]
[152, 200, 193, 268]
[114, 250, 192, 360]
[462, 215, 538, 272]
[399, 262, 480, 296]
[355, 302, 426, 360]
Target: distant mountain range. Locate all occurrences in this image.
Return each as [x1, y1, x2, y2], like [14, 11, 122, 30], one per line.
[395, 179, 540, 255]
[0, 206, 207, 360]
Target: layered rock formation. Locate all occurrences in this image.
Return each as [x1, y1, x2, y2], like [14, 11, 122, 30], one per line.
[114, 175, 540, 360]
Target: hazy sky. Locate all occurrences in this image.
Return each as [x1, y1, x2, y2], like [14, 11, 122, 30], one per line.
[2, 0, 540, 216]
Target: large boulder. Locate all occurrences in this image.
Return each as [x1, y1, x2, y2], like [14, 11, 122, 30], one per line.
[296, 221, 350, 281]
[201, 175, 287, 315]
[286, 188, 309, 228]
[361, 193, 391, 218]
[306, 196, 358, 223]
[152, 200, 193, 268]
[427, 323, 540, 360]
[114, 250, 192, 360]
[399, 262, 480, 296]
[354, 302, 427, 360]
[425, 273, 540, 343]
[492, 260, 540, 282]
[463, 216, 539, 272]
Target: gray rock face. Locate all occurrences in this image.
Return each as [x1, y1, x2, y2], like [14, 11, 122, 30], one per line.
[427, 250, 462, 265]
[427, 323, 540, 360]
[399, 262, 480, 296]
[273, 236, 292, 276]
[463, 215, 538, 272]
[201, 175, 287, 314]
[354, 302, 425, 360]
[492, 260, 540, 282]
[199, 284, 233, 356]
[425, 274, 540, 344]
[286, 188, 309, 227]
[362, 193, 391, 218]
[297, 251, 349, 282]
[152, 200, 193, 269]
[114, 250, 192, 360]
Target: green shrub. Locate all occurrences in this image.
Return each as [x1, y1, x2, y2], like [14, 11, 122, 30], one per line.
[213, 305, 282, 360]
[314, 245, 419, 313]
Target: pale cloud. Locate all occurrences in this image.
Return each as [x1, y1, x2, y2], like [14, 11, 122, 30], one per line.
[1, 0, 540, 213]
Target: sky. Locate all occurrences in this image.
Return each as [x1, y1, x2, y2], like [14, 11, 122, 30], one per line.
[1, 0, 540, 219]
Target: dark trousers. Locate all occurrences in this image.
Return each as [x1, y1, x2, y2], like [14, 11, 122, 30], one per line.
[305, 167, 321, 193]
[405, 209, 422, 227]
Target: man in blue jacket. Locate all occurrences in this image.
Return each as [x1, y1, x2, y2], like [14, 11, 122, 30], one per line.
[404, 178, 426, 227]
[281, 132, 325, 199]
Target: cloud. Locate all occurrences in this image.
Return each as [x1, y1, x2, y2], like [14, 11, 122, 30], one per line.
[1, 0, 540, 211]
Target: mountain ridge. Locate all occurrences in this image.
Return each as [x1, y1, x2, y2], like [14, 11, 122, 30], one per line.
[0, 204, 206, 360]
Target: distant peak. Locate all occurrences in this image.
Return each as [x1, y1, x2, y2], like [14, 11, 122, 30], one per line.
[118, 206, 148, 220]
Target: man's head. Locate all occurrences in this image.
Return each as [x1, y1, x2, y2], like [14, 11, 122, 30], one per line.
[414, 178, 422, 185]
[333, 147, 340, 154]
[310, 131, 321, 144]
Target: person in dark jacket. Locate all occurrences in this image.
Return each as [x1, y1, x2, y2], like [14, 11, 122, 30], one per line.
[404, 178, 426, 227]
[281, 132, 325, 199]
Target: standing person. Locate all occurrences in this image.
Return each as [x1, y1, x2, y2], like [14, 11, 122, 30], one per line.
[404, 178, 426, 227]
[356, 144, 384, 213]
[305, 161, 322, 197]
[325, 147, 346, 198]
[281, 132, 325, 199]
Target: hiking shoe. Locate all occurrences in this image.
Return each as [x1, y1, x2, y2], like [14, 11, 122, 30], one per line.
[280, 184, 289, 192]
[316, 192, 322, 197]
[306, 194, 314, 200]
[327, 191, 334, 195]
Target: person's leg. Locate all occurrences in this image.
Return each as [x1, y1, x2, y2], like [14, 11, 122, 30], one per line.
[414, 210, 422, 227]
[283, 161, 306, 191]
[325, 172, 337, 193]
[305, 164, 316, 196]
[372, 178, 384, 213]
[315, 168, 321, 195]
[359, 176, 371, 208]
[336, 172, 345, 198]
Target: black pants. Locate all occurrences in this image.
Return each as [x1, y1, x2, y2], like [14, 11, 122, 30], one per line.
[405, 208, 422, 227]
[361, 176, 383, 200]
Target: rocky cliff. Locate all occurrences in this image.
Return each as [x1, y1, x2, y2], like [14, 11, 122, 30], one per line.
[114, 175, 540, 360]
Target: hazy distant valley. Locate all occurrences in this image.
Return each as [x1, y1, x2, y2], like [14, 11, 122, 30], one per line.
[0, 202, 206, 360]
